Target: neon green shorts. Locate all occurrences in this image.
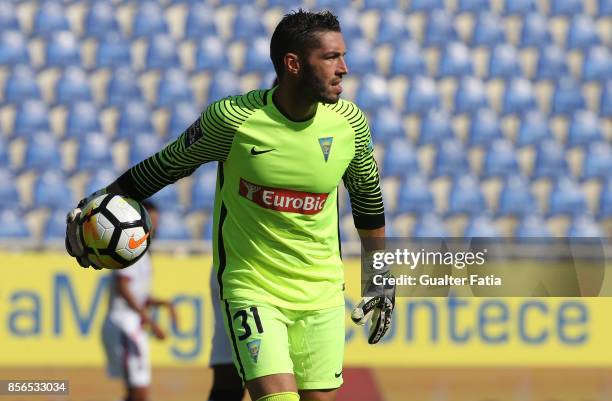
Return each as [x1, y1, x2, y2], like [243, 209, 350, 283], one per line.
[221, 298, 345, 390]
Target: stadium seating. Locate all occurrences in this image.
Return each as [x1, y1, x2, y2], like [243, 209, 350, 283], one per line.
[156, 68, 195, 108]
[514, 214, 552, 237]
[519, 13, 552, 48]
[535, 45, 569, 81]
[191, 165, 218, 211]
[411, 213, 449, 237]
[169, 102, 201, 137]
[481, 139, 519, 178]
[3, 65, 41, 104]
[599, 179, 612, 218]
[128, 133, 163, 166]
[471, 12, 505, 47]
[116, 101, 154, 139]
[419, 109, 454, 145]
[0, 138, 8, 167]
[55, 67, 93, 105]
[76, 133, 115, 171]
[567, 110, 602, 147]
[85, 168, 118, 196]
[566, 15, 600, 50]
[458, 0, 490, 13]
[244, 37, 274, 74]
[582, 46, 612, 82]
[44, 209, 70, 240]
[382, 139, 419, 177]
[33, 1, 70, 37]
[454, 76, 488, 114]
[439, 42, 473, 77]
[447, 175, 486, 215]
[488, 44, 522, 79]
[0, 168, 20, 210]
[13, 100, 50, 137]
[132, 2, 168, 38]
[601, 80, 612, 117]
[370, 108, 406, 144]
[396, 174, 435, 215]
[33, 170, 75, 210]
[497, 175, 536, 217]
[232, 5, 267, 41]
[0, 210, 30, 238]
[364, 0, 402, 10]
[504, 0, 537, 15]
[23, 133, 63, 172]
[532, 139, 569, 179]
[600, 0, 612, 15]
[106, 67, 142, 106]
[85, 1, 120, 39]
[145, 35, 180, 70]
[423, 10, 457, 47]
[207, 71, 242, 103]
[549, 0, 582, 16]
[0, 31, 29, 66]
[568, 215, 603, 237]
[551, 77, 586, 115]
[548, 176, 587, 216]
[376, 10, 411, 45]
[152, 184, 183, 212]
[0, 1, 19, 31]
[185, 3, 218, 40]
[96, 32, 132, 69]
[195, 36, 229, 72]
[502, 78, 536, 115]
[154, 211, 191, 240]
[46, 31, 81, 68]
[355, 75, 392, 112]
[410, 0, 444, 13]
[467, 108, 502, 146]
[464, 214, 499, 237]
[516, 110, 552, 147]
[344, 38, 377, 76]
[433, 138, 469, 177]
[65, 101, 102, 139]
[390, 40, 426, 77]
[582, 142, 612, 181]
[405, 76, 440, 114]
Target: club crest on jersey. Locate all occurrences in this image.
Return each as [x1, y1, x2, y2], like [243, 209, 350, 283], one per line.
[247, 340, 261, 364]
[318, 137, 333, 162]
[239, 178, 329, 215]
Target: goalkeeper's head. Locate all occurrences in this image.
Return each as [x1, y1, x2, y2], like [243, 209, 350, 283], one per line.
[270, 9, 348, 104]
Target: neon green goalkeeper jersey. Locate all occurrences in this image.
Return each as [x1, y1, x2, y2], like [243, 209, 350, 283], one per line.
[117, 88, 385, 309]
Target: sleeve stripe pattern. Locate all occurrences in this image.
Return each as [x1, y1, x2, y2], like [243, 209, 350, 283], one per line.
[122, 91, 265, 200]
[325, 100, 385, 229]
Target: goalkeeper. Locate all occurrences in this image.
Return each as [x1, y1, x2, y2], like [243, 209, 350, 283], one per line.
[67, 9, 393, 401]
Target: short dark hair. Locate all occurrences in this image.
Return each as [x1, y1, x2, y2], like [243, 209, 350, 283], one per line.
[270, 9, 341, 78]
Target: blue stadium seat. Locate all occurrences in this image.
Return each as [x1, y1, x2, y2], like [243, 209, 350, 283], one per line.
[396, 174, 435, 215]
[439, 41, 473, 77]
[116, 101, 153, 139]
[390, 40, 426, 77]
[85, 168, 118, 196]
[156, 68, 195, 108]
[458, 0, 490, 13]
[0, 210, 30, 238]
[169, 102, 201, 137]
[336, 8, 363, 42]
[454, 76, 488, 114]
[106, 67, 142, 106]
[410, 0, 444, 12]
[244, 37, 273, 74]
[599, 179, 612, 217]
[151, 186, 183, 213]
[191, 165, 218, 211]
[65, 101, 101, 139]
[519, 13, 552, 48]
[44, 209, 71, 240]
[602, 80, 612, 117]
[0, 31, 29, 65]
[482, 139, 519, 178]
[370, 108, 405, 144]
[0, 137, 8, 166]
[419, 109, 454, 145]
[550, 0, 582, 16]
[364, 0, 401, 9]
[14, 100, 50, 137]
[447, 175, 486, 215]
[46, 31, 81, 68]
[76, 133, 114, 171]
[488, 44, 522, 79]
[33, 1, 69, 37]
[344, 38, 376, 76]
[232, 5, 266, 41]
[582, 46, 612, 82]
[433, 138, 469, 177]
[600, 0, 612, 15]
[533, 139, 568, 179]
[376, 11, 410, 45]
[535, 45, 569, 81]
[0, 1, 19, 31]
[504, 0, 536, 15]
[0, 169, 20, 210]
[23, 133, 62, 172]
[502, 78, 536, 115]
[4, 65, 41, 103]
[516, 110, 552, 147]
[55, 67, 93, 105]
[514, 214, 551, 237]
[548, 177, 587, 216]
[468, 108, 502, 146]
[185, 3, 218, 40]
[85, 1, 120, 38]
[551, 77, 585, 115]
[471, 12, 505, 47]
[568, 110, 602, 147]
[412, 213, 449, 237]
[195, 36, 229, 72]
[96, 32, 132, 69]
[154, 211, 191, 240]
[145, 35, 180, 70]
[423, 10, 457, 47]
[382, 138, 419, 176]
[132, 2, 168, 38]
[568, 215, 603, 237]
[582, 142, 612, 181]
[33, 170, 75, 210]
[355, 75, 392, 113]
[464, 215, 499, 237]
[128, 133, 163, 165]
[405, 76, 440, 114]
[207, 71, 241, 103]
[566, 15, 600, 50]
[497, 174, 536, 217]
[202, 217, 213, 240]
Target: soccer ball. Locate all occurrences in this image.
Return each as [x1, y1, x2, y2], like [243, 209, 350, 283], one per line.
[78, 194, 152, 270]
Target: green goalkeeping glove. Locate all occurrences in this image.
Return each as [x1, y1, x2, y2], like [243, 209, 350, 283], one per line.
[65, 188, 107, 269]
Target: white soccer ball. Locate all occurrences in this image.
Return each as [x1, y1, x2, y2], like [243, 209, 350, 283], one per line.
[78, 194, 152, 269]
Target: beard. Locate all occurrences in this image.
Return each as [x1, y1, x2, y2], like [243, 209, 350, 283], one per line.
[298, 63, 340, 104]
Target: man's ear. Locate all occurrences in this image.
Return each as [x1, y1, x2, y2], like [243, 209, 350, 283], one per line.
[284, 52, 301, 76]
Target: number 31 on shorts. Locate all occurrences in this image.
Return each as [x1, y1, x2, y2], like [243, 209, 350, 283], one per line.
[233, 306, 264, 341]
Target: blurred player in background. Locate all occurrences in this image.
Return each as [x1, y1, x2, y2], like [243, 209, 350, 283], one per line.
[68, 9, 394, 401]
[101, 200, 178, 401]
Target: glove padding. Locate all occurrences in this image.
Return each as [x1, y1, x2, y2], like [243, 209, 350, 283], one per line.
[351, 271, 396, 344]
[65, 189, 107, 269]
